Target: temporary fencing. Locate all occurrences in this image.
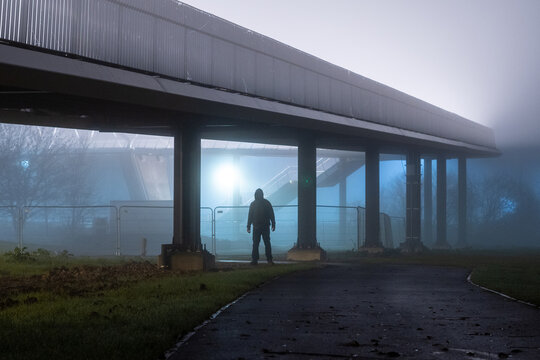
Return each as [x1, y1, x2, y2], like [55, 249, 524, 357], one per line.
[1, 204, 404, 256]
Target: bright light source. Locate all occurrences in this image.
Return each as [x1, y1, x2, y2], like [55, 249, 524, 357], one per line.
[214, 163, 241, 192]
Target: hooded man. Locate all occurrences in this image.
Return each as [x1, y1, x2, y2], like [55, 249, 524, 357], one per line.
[247, 188, 276, 265]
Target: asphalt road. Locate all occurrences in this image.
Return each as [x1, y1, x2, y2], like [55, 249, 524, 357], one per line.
[168, 264, 540, 359]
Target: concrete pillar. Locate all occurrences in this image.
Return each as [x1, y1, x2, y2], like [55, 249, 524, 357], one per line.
[180, 129, 201, 251]
[172, 132, 183, 247]
[287, 136, 325, 261]
[423, 158, 433, 244]
[434, 155, 450, 249]
[457, 157, 468, 248]
[232, 154, 241, 241]
[402, 151, 423, 252]
[364, 146, 382, 250]
[160, 127, 214, 270]
[339, 176, 347, 243]
[297, 136, 317, 248]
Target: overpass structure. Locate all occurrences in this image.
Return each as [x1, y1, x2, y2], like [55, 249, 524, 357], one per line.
[0, 0, 498, 268]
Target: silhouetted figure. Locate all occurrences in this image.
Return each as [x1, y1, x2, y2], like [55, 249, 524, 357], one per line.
[247, 188, 276, 265]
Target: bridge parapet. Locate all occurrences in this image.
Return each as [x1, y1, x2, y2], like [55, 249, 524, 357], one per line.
[0, 0, 496, 152]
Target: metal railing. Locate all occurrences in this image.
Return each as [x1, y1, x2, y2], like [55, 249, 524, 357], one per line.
[0, 204, 404, 256]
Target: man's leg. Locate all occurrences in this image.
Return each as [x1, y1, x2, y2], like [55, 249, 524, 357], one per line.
[252, 228, 262, 264]
[261, 228, 273, 263]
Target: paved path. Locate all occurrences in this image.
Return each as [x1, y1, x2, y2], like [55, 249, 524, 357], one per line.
[169, 264, 540, 359]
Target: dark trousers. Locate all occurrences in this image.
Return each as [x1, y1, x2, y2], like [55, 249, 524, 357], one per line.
[252, 226, 272, 262]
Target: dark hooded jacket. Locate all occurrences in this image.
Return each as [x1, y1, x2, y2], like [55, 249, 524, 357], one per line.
[247, 189, 276, 229]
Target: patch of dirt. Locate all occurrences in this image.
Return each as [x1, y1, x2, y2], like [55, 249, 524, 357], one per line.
[0, 261, 164, 309]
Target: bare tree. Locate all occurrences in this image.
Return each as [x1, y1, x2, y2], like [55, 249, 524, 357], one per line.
[468, 172, 540, 247]
[0, 124, 93, 231]
[381, 174, 406, 218]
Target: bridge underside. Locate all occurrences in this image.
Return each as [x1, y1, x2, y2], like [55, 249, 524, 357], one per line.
[0, 44, 496, 269]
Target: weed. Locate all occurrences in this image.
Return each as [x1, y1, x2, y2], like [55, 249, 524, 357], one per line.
[3, 247, 74, 264]
[3, 247, 35, 263]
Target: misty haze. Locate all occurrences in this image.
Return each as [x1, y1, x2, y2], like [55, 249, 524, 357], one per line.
[1, 1, 539, 359]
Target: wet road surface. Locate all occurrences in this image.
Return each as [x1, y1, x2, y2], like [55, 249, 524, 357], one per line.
[169, 264, 540, 359]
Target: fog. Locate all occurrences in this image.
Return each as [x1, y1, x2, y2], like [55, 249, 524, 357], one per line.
[1, 1, 540, 254]
[184, 0, 540, 149]
[181, 0, 540, 249]
[1, 124, 537, 255]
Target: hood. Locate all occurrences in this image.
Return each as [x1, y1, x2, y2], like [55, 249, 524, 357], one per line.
[254, 188, 264, 200]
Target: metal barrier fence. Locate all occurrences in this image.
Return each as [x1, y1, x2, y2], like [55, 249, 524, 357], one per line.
[19, 205, 119, 256]
[0, 206, 20, 250]
[316, 205, 359, 251]
[0, 204, 404, 256]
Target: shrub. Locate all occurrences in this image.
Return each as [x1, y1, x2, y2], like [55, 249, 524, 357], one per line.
[3, 247, 35, 263]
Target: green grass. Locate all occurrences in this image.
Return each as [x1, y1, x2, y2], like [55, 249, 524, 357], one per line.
[471, 262, 540, 306]
[0, 261, 315, 360]
[0, 254, 150, 277]
[329, 249, 540, 306]
[2, 249, 539, 360]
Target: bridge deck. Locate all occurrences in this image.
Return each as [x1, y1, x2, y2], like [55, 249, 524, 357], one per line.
[0, 0, 497, 156]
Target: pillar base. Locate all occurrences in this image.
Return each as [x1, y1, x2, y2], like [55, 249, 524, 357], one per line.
[359, 246, 385, 254]
[158, 244, 215, 271]
[399, 240, 427, 253]
[286, 245, 327, 261]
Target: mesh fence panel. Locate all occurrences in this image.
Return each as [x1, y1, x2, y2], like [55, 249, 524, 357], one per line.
[118, 206, 172, 256]
[317, 206, 359, 251]
[0, 206, 19, 250]
[21, 206, 117, 256]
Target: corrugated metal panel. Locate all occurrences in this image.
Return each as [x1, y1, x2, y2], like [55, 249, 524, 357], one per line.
[341, 83, 352, 117]
[118, 7, 153, 71]
[254, 52, 274, 98]
[0, 0, 497, 151]
[154, 18, 185, 79]
[153, 0, 185, 25]
[185, 29, 212, 84]
[274, 58, 290, 103]
[290, 65, 305, 105]
[317, 75, 331, 112]
[351, 87, 363, 120]
[305, 71, 318, 109]
[211, 37, 234, 89]
[234, 45, 256, 94]
[77, 0, 119, 63]
[114, 0, 153, 13]
[0, 0, 22, 42]
[330, 79, 342, 114]
[26, 0, 73, 52]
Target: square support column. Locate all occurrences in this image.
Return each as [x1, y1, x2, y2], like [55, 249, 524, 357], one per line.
[159, 127, 214, 270]
[339, 177, 347, 244]
[287, 136, 325, 261]
[363, 146, 382, 251]
[434, 155, 450, 249]
[401, 151, 424, 252]
[423, 158, 433, 245]
[457, 157, 468, 248]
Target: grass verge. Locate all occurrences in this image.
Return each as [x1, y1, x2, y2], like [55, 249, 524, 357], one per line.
[0, 260, 316, 360]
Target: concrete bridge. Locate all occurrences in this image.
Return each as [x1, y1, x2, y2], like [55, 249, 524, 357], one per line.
[0, 0, 498, 269]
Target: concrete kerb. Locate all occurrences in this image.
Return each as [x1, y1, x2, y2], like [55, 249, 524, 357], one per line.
[164, 292, 250, 359]
[466, 272, 538, 308]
